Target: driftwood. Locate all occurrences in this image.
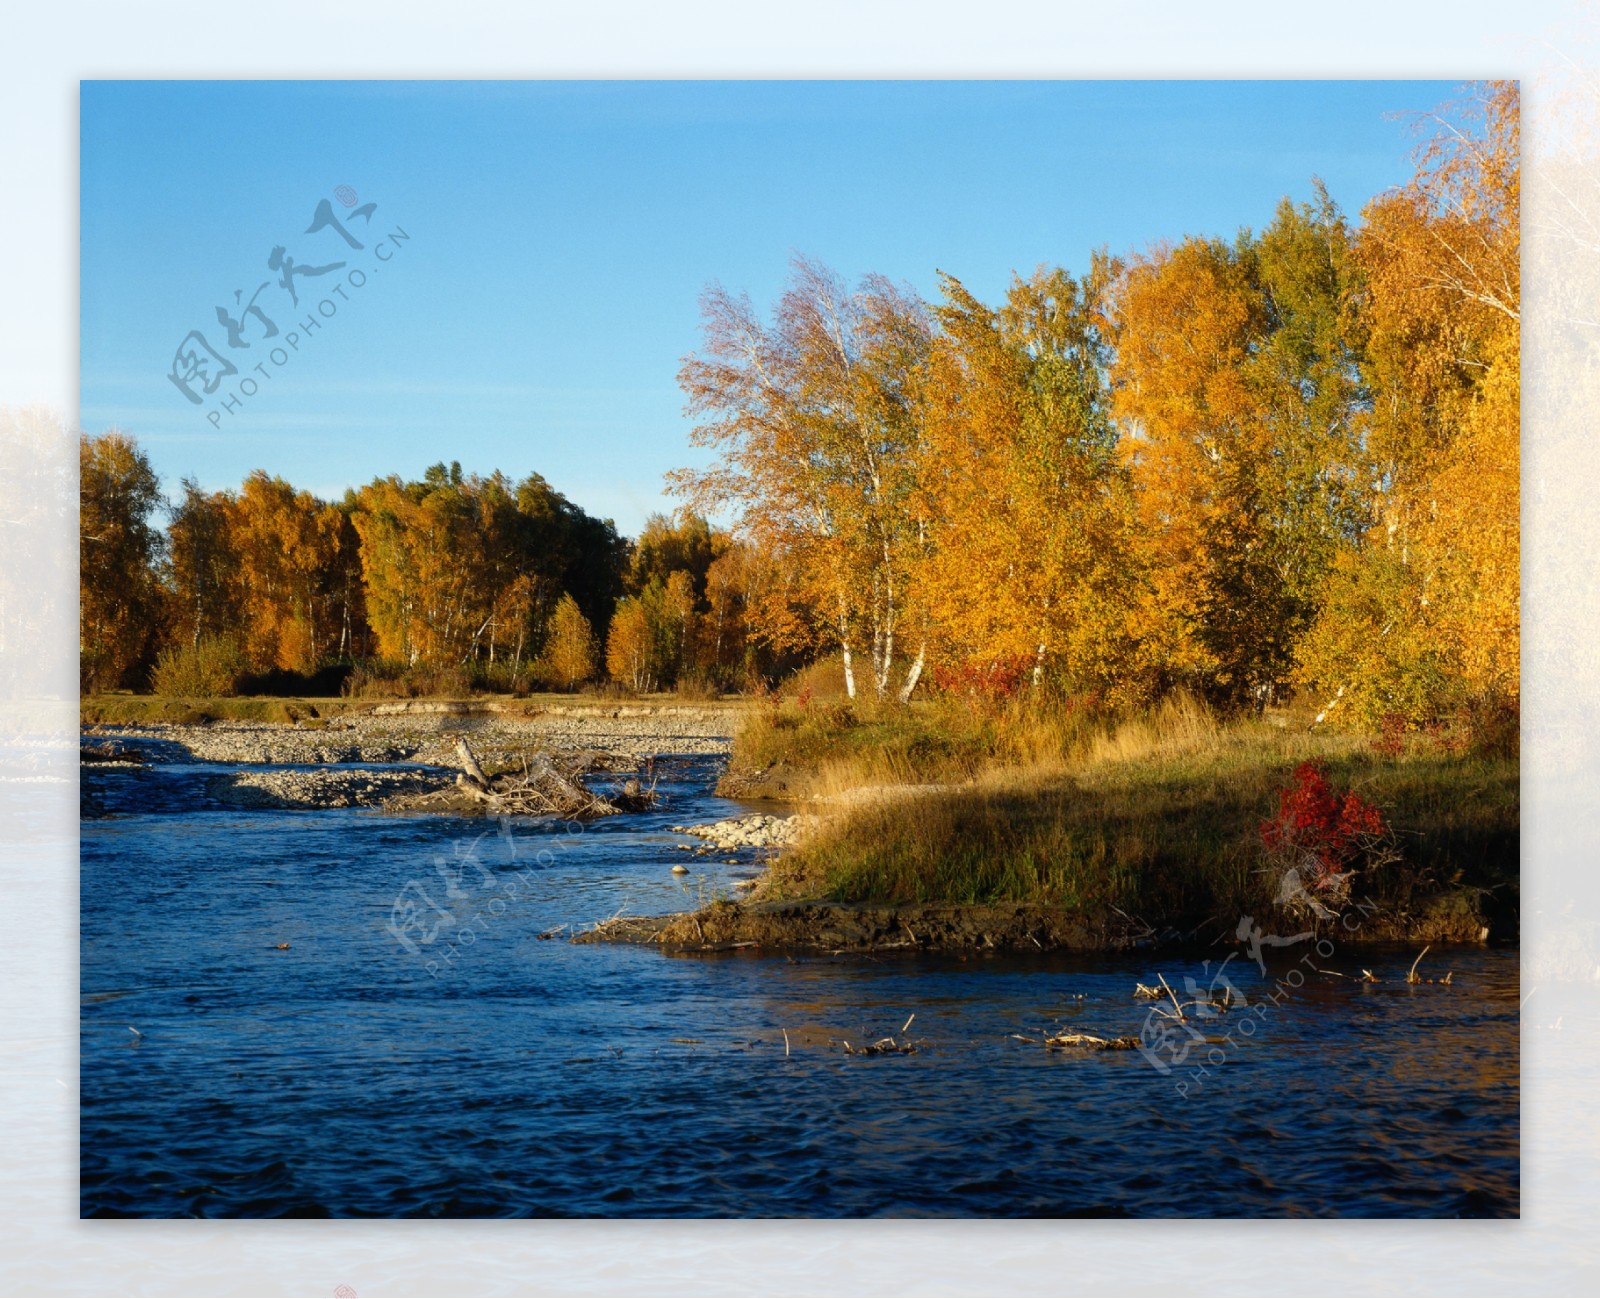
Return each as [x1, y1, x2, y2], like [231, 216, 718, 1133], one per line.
[1044, 1032, 1140, 1051]
[450, 735, 657, 820]
[1407, 945, 1454, 985]
[454, 736, 492, 789]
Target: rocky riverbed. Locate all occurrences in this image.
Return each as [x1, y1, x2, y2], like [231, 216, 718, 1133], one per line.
[86, 705, 734, 764]
[207, 767, 454, 810]
[82, 704, 739, 813]
[669, 812, 817, 850]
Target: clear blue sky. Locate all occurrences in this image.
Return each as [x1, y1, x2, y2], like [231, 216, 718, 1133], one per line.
[80, 79, 1457, 536]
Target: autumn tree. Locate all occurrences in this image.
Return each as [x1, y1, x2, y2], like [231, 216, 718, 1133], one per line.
[605, 595, 655, 692]
[674, 255, 933, 701]
[227, 471, 346, 674]
[700, 539, 768, 687]
[1298, 81, 1519, 723]
[166, 478, 241, 650]
[350, 466, 489, 667]
[1111, 184, 1370, 706]
[80, 430, 164, 691]
[539, 592, 597, 689]
[627, 511, 718, 599]
[917, 260, 1143, 698]
[351, 464, 623, 675]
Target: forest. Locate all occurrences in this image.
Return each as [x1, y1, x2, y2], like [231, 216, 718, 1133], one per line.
[80, 82, 1517, 732]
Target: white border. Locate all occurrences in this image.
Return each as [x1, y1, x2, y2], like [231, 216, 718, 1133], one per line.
[4, 2, 1592, 1294]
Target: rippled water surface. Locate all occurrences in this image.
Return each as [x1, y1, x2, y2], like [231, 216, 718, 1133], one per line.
[81, 755, 1518, 1217]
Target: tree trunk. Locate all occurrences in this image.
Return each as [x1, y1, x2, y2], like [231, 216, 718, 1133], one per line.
[897, 641, 926, 704]
[841, 641, 856, 700]
[1032, 598, 1051, 689]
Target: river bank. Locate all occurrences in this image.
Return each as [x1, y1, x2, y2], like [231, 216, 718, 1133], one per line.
[584, 694, 1520, 955]
[577, 887, 1505, 954]
[80, 692, 1519, 955]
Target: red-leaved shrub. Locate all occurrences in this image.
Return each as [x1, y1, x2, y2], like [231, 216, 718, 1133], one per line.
[1259, 761, 1395, 920]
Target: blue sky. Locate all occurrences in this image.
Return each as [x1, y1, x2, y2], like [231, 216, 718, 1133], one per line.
[80, 79, 1457, 535]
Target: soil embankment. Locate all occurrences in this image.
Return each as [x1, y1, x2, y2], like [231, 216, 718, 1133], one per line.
[577, 887, 1505, 954]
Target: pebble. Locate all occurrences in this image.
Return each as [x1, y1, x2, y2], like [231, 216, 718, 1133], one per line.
[669, 813, 815, 850]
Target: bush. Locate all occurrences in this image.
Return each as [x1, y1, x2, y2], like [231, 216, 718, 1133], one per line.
[468, 659, 541, 695]
[675, 671, 721, 701]
[238, 661, 352, 697]
[1451, 692, 1519, 759]
[150, 636, 248, 697]
[581, 679, 636, 700]
[784, 654, 851, 703]
[1258, 760, 1396, 922]
[343, 660, 474, 699]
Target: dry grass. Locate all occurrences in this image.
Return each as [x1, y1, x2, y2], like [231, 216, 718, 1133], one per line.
[751, 696, 1517, 920]
[80, 694, 352, 726]
[731, 689, 1115, 796]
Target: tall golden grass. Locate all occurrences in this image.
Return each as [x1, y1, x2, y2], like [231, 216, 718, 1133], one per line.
[740, 692, 1517, 918]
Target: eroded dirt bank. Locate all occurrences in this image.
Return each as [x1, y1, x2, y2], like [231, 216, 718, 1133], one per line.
[575, 886, 1508, 954]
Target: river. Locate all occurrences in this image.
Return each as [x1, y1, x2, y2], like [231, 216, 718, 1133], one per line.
[80, 752, 1518, 1217]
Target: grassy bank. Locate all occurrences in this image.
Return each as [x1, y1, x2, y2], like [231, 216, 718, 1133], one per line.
[740, 696, 1518, 931]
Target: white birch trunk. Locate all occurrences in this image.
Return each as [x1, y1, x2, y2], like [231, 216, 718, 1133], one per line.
[897, 641, 926, 704]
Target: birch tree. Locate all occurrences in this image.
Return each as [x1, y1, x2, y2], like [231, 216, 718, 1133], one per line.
[673, 255, 932, 701]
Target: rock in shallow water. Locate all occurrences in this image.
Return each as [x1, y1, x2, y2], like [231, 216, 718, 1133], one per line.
[670, 813, 815, 850]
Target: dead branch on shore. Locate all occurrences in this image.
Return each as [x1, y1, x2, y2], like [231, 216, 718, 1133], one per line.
[451, 735, 657, 819]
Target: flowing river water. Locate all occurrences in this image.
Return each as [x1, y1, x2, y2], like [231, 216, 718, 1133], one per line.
[80, 750, 1518, 1218]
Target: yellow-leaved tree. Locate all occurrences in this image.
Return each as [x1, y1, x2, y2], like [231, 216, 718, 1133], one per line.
[1112, 185, 1370, 708]
[80, 430, 164, 691]
[915, 261, 1143, 699]
[539, 592, 596, 690]
[1297, 81, 1519, 724]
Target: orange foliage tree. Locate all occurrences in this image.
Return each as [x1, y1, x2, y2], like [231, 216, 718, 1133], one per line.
[80, 431, 164, 691]
[916, 261, 1145, 700]
[1111, 184, 1370, 707]
[1298, 81, 1519, 723]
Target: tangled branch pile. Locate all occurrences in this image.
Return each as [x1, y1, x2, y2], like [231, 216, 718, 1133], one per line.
[452, 737, 657, 819]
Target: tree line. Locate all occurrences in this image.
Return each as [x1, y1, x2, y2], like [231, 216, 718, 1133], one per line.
[79, 445, 790, 695]
[672, 82, 1518, 725]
